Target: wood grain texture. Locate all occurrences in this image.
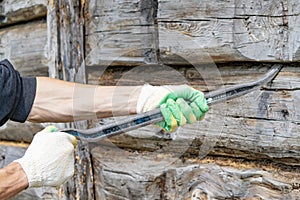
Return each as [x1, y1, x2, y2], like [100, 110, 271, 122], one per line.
[158, 0, 300, 63]
[0, 121, 44, 143]
[85, 0, 158, 67]
[47, 1, 95, 199]
[1, 1, 300, 199]
[84, 0, 300, 66]
[0, 21, 48, 77]
[0, 0, 47, 27]
[91, 145, 300, 199]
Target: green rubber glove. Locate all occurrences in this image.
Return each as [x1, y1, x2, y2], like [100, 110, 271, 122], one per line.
[136, 84, 208, 132]
[157, 85, 209, 132]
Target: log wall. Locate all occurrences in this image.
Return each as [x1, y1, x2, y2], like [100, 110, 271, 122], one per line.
[0, 0, 299, 199]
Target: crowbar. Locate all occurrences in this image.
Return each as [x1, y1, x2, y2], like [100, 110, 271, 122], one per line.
[63, 65, 282, 142]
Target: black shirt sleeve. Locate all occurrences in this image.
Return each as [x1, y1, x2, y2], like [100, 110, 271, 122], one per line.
[0, 59, 36, 126]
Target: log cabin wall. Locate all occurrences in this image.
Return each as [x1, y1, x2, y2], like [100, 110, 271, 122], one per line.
[0, 0, 299, 199]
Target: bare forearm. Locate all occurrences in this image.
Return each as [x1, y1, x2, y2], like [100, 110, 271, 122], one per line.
[28, 77, 142, 123]
[0, 162, 28, 200]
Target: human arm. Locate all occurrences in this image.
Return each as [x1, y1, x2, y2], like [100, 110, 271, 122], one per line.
[27, 77, 142, 122]
[0, 59, 141, 124]
[0, 59, 207, 131]
[0, 162, 28, 200]
[28, 78, 208, 132]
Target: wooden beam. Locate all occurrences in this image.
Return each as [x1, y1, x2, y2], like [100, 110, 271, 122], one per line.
[0, 21, 48, 77]
[47, 1, 94, 199]
[85, 0, 159, 67]
[158, 0, 300, 63]
[91, 145, 300, 199]
[0, 1, 47, 27]
[84, 0, 300, 66]
[0, 121, 43, 143]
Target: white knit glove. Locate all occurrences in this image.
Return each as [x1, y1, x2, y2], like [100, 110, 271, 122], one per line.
[136, 84, 171, 114]
[14, 126, 77, 188]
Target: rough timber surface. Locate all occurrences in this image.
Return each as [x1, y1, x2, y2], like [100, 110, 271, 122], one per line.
[1, 1, 300, 199]
[85, 0, 159, 67]
[85, 0, 300, 67]
[158, 0, 300, 63]
[0, 0, 47, 27]
[0, 121, 43, 143]
[91, 145, 300, 200]
[47, 0, 95, 199]
[0, 21, 48, 77]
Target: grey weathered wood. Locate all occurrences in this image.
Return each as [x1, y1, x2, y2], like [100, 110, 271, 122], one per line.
[85, 0, 158, 67]
[0, 144, 26, 167]
[0, 21, 48, 77]
[0, 1, 47, 27]
[1, 1, 300, 199]
[84, 0, 300, 66]
[0, 121, 44, 143]
[158, 0, 300, 63]
[91, 145, 300, 199]
[48, 1, 95, 199]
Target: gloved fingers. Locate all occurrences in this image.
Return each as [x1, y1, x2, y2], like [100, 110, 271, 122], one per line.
[194, 95, 209, 113]
[64, 133, 77, 148]
[189, 102, 204, 120]
[165, 99, 187, 126]
[39, 126, 77, 147]
[161, 85, 208, 114]
[159, 103, 178, 132]
[176, 98, 196, 124]
[14, 128, 76, 188]
[51, 131, 77, 148]
[71, 136, 77, 147]
[199, 113, 206, 121]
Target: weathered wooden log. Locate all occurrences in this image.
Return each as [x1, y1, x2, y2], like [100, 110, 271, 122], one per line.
[85, 0, 159, 67]
[47, 0, 94, 199]
[85, 0, 300, 67]
[0, 21, 48, 77]
[0, 121, 43, 143]
[1, 0, 300, 199]
[0, 1, 47, 27]
[91, 144, 300, 199]
[157, 0, 300, 63]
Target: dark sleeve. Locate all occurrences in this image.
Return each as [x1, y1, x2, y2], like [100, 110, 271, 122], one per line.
[0, 59, 36, 126]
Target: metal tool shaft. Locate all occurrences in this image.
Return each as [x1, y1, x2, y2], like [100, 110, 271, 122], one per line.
[63, 65, 282, 142]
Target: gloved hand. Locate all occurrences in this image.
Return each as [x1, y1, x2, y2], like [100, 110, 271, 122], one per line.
[137, 84, 208, 132]
[14, 126, 77, 188]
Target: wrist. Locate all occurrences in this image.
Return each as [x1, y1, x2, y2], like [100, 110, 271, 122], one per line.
[136, 84, 171, 113]
[0, 162, 29, 199]
[10, 162, 29, 189]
